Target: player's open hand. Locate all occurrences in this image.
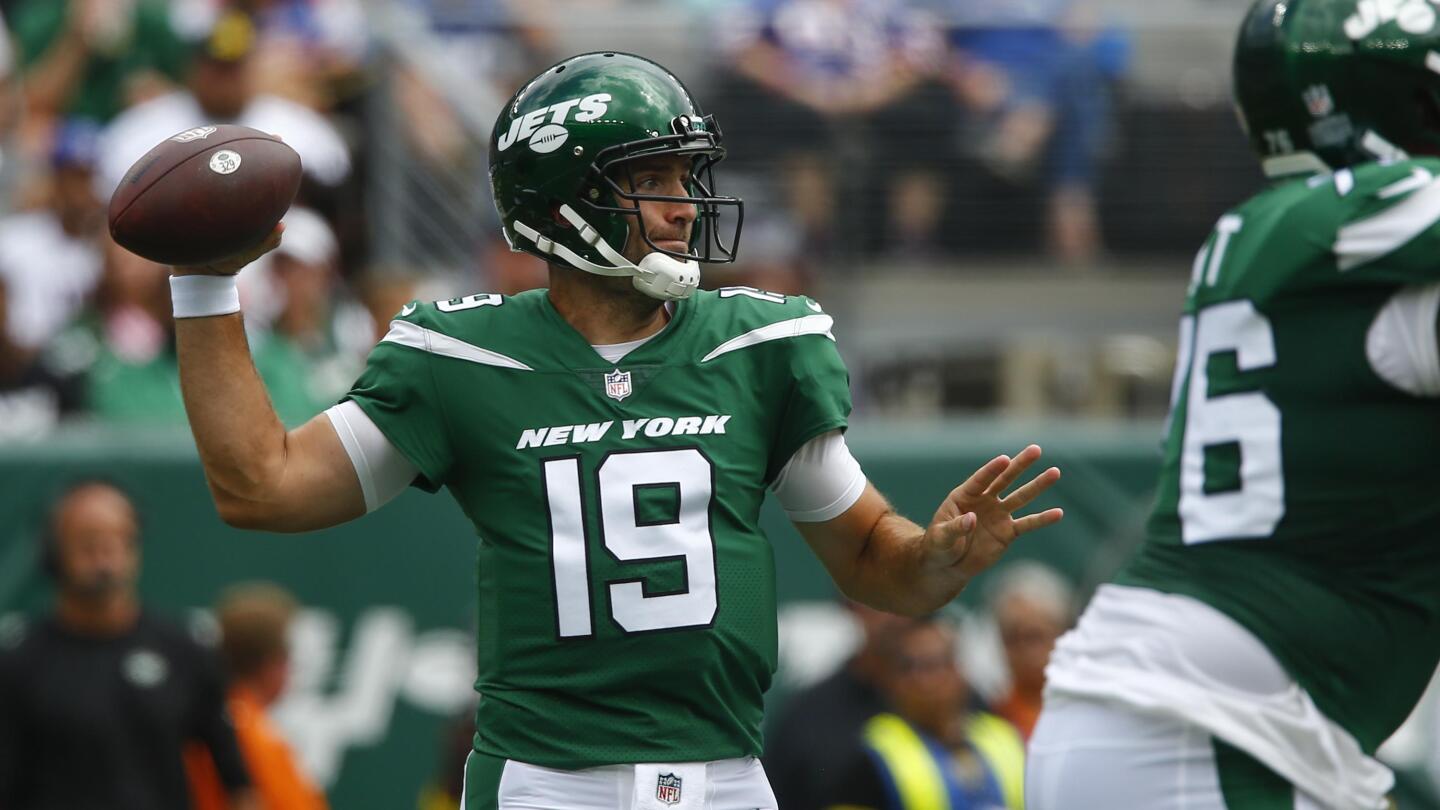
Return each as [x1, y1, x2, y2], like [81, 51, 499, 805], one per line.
[170, 223, 284, 277]
[923, 445, 1063, 582]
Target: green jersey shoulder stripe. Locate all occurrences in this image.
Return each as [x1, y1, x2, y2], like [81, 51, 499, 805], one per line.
[700, 313, 835, 363]
[1335, 167, 1440, 271]
[380, 319, 534, 371]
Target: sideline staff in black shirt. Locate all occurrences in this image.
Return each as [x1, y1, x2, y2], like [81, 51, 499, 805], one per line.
[0, 480, 255, 809]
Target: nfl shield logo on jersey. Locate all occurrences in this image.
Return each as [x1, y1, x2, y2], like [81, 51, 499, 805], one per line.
[605, 368, 632, 402]
[656, 773, 682, 806]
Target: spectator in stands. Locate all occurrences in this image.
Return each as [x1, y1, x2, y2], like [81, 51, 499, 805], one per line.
[699, 177, 810, 295]
[187, 582, 329, 810]
[823, 616, 1025, 810]
[397, 0, 550, 142]
[376, 0, 551, 276]
[169, 0, 369, 112]
[98, 9, 352, 200]
[987, 562, 1073, 741]
[0, 480, 256, 809]
[943, 0, 1128, 264]
[44, 234, 185, 425]
[765, 601, 910, 810]
[250, 207, 371, 426]
[0, 9, 20, 174]
[0, 11, 14, 90]
[0, 276, 81, 440]
[0, 119, 104, 357]
[713, 0, 948, 258]
[11, 0, 186, 124]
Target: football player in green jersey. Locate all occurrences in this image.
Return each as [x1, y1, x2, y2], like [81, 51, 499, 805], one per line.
[160, 53, 1064, 809]
[1028, 2, 1440, 808]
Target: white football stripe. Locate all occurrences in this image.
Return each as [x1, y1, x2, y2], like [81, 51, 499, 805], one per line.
[1335, 176, 1440, 271]
[700, 315, 835, 363]
[381, 319, 533, 370]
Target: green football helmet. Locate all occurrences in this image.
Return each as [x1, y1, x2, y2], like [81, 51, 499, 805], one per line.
[488, 52, 743, 301]
[1234, 0, 1440, 176]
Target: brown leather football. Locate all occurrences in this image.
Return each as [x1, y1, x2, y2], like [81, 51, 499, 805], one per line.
[108, 124, 302, 266]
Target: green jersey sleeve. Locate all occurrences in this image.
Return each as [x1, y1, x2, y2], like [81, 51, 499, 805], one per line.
[343, 305, 454, 491]
[768, 296, 852, 481]
[1331, 158, 1440, 282]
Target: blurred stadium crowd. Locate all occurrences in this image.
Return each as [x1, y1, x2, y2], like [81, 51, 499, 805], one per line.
[0, 0, 1257, 440]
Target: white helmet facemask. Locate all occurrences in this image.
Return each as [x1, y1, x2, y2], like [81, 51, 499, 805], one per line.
[511, 204, 700, 301]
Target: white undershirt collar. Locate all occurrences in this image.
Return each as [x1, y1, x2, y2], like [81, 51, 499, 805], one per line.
[590, 301, 675, 364]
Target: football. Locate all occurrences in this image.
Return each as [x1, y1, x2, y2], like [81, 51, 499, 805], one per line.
[108, 124, 302, 266]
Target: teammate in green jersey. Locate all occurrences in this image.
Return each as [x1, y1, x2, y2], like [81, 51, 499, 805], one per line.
[160, 53, 1064, 809]
[1028, 2, 1440, 808]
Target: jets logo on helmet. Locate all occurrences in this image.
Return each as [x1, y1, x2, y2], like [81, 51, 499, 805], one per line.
[1235, 0, 1440, 175]
[488, 53, 743, 302]
[1344, 0, 1438, 38]
[496, 93, 612, 152]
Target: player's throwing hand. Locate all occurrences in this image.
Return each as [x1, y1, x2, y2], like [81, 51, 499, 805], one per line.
[923, 445, 1063, 582]
[171, 223, 285, 277]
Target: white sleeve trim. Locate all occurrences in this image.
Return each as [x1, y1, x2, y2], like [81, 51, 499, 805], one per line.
[1366, 283, 1440, 397]
[324, 401, 420, 513]
[699, 314, 835, 363]
[1334, 171, 1440, 271]
[772, 430, 868, 523]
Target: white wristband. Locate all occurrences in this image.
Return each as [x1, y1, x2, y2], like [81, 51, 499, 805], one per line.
[170, 274, 240, 318]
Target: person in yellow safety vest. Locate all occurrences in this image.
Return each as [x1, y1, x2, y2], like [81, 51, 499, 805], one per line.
[824, 616, 1026, 810]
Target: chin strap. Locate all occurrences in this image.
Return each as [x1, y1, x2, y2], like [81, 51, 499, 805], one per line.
[511, 204, 700, 301]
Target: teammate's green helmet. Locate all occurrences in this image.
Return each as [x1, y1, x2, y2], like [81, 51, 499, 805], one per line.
[1235, 0, 1440, 175]
[488, 52, 743, 301]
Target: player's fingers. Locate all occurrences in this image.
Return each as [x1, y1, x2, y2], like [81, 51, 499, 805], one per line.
[955, 455, 1011, 500]
[928, 512, 974, 551]
[194, 223, 285, 275]
[238, 223, 285, 262]
[1013, 507, 1065, 536]
[999, 467, 1061, 512]
[983, 444, 1043, 497]
[260, 221, 285, 253]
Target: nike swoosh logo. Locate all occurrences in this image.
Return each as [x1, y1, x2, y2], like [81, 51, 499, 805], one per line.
[400, 303, 417, 317]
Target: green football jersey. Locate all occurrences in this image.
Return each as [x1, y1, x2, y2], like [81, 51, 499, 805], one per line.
[344, 287, 850, 768]
[1120, 157, 1440, 752]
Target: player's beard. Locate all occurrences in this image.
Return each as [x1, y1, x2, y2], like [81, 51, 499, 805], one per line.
[63, 569, 130, 603]
[552, 262, 667, 320]
[599, 273, 666, 318]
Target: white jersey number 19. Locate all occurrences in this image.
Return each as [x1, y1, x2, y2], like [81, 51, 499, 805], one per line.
[544, 449, 718, 637]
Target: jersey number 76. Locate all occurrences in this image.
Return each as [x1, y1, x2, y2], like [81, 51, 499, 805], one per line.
[1171, 215, 1285, 544]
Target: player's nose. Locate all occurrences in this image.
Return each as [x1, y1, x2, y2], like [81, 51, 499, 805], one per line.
[659, 187, 697, 227]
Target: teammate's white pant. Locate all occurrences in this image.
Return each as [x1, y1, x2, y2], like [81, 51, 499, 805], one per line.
[462, 753, 777, 810]
[1036, 584, 1392, 809]
[1027, 695, 1328, 810]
